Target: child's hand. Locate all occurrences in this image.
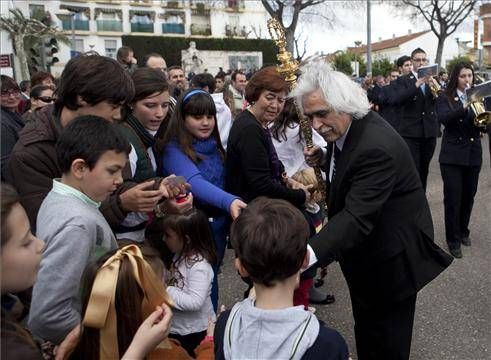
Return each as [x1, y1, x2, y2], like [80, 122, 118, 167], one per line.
[122, 303, 173, 359]
[120, 180, 164, 212]
[160, 175, 191, 200]
[230, 199, 247, 220]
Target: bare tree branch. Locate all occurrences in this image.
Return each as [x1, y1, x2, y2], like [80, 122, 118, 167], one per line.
[393, 0, 477, 66]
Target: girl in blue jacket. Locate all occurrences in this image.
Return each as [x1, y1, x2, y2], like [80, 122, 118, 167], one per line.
[158, 89, 246, 310]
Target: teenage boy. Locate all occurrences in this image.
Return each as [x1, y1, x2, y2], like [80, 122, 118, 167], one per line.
[28, 116, 130, 344]
[7, 54, 188, 233]
[214, 197, 349, 360]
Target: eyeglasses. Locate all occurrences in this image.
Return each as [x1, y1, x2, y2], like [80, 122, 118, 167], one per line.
[36, 96, 54, 103]
[1, 90, 20, 97]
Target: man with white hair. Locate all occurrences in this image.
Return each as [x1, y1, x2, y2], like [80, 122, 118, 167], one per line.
[295, 62, 452, 360]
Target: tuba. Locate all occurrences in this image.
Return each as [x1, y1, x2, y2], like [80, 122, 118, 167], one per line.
[466, 81, 491, 129]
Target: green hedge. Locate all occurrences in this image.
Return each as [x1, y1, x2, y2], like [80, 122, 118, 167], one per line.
[122, 35, 277, 68]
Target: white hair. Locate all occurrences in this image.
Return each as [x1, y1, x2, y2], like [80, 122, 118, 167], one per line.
[290, 60, 370, 118]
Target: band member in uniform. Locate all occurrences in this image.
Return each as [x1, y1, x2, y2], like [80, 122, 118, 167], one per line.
[435, 62, 483, 258]
[390, 48, 439, 190]
[297, 61, 453, 360]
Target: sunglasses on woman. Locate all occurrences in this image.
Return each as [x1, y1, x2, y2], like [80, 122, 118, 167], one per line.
[36, 96, 54, 103]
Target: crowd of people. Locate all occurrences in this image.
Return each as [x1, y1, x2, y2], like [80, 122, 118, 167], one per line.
[0, 43, 487, 360]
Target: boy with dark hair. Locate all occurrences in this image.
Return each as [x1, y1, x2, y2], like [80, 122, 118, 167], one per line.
[6, 54, 170, 233]
[396, 55, 412, 76]
[28, 116, 130, 344]
[214, 197, 349, 360]
[190, 73, 216, 94]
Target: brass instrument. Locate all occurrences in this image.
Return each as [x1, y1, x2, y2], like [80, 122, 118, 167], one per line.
[267, 18, 328, 214]
[428, 77, 442, 98]
[466, 81, 491, 129]
[469, 101, 491, 128]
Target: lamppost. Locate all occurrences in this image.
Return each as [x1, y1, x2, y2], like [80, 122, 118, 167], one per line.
[366, 0, 372, 76]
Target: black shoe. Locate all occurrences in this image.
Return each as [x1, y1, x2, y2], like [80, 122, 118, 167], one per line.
[309, 287, 335, 304]
[461, 236, 471, 246]
[314, 278, 324, 288]
[449, 247, 463, 258]
[310, 294, 336, 305]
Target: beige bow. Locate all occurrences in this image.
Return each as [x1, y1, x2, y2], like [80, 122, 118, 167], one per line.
[82, 244, 172, 359]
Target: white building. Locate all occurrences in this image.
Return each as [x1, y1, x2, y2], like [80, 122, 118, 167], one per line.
[1, 0, 269, 79]
[346, 30, 461, 68]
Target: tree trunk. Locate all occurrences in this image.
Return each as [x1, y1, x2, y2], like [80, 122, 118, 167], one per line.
[435, 36, 445, 67]
[285, 27, 295, 55]
[14, 34, 30, 81]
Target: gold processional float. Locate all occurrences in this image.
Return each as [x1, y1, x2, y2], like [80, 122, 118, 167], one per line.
[267, 17, 328, 215]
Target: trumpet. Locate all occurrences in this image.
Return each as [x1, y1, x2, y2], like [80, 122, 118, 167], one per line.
[469, 100, 491, 128]
[466, 81, 491, 129]
[428, 77, 442, 98]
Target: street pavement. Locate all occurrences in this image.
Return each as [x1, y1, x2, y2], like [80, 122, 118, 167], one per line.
[218, 136, 491, 360]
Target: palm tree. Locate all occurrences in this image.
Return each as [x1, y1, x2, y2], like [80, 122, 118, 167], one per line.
[0, 8, 69, 80]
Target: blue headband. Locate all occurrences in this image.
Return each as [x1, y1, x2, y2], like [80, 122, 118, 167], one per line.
[182, 89, 209, 105]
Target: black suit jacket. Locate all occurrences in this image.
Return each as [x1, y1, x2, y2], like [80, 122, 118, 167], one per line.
[309, 111, 452, 308]
[436, 93, 482, 167]
[390, 73, 439, 138]
[368, 83, 401, 130]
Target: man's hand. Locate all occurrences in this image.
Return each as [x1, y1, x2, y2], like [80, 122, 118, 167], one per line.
[119, 180, 164, 213]
[415, 75, 430, 88]
[54, 324, 80, 360]
[304, 146, 324, 167]
[159, 193, 193, 215]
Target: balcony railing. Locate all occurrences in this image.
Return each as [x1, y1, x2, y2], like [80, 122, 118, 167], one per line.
[61, 19, 90, 31]
[190, 23, 211, 36]
[164, 1, 181, 8]
[162, 23, 184, 34]
[96, 20, 122, 32]
[191, 3, 210, 16]
[131, 22, 154, 32]
[225, 0, 245, 11]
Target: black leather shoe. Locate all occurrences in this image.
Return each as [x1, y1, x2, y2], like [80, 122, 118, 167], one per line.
[310, 294, 336, 305]
[309, 287, 336, 304]
[449, 247, 463, 258]
[461, 236, 471, 246]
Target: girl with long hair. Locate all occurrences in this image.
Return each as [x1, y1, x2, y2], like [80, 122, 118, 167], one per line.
[117, 67, 189, 242]
[157, 88, 246, 310]
[147, 209, 217, 357]
[435, 62, 484, 258]
[73, 243, 214, 359]
[271, 98, 327, 177]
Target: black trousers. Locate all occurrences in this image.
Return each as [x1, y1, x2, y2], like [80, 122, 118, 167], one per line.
[169, 330, 206, 357]
[352, 294, 417, 360]
[403, 137, 436, 191]
[440, 163, 481, 249]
